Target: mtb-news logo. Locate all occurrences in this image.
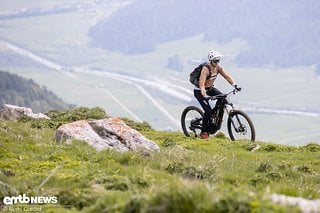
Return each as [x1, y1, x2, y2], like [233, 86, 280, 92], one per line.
[2, 194, 58, 212]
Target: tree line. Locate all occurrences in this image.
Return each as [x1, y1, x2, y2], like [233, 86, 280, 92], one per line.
[89, 0, 320, 75]
[0, 70, 75, 113]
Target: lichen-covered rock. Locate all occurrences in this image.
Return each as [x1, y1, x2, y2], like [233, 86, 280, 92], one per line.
[54, 118, 160, 153]
[89, 118, 160, 152]
[54, 120, 128, 152]
[0, 104, 49, 120]
[271, 194, 320, 213]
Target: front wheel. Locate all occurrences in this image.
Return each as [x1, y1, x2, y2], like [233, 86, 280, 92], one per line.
[227, 110, 255, 142]
[181, 106, 204, 137]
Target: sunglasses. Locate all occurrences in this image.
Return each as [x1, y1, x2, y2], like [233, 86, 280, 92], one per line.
[211, 59, 220, 63]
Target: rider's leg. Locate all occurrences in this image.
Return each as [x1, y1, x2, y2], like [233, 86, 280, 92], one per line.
[194, 89, 212, 134]
[206, 87, 223, 113]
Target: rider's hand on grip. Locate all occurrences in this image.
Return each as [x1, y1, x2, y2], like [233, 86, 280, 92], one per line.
[203, 95, 211, 101]
[234, 84, 241, 92]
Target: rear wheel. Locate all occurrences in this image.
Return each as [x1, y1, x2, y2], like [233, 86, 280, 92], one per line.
[227, 110, 255, 141]
[181, 106, 204, 137]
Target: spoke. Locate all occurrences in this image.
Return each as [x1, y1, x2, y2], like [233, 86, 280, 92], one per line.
[228, 111, 254, 141]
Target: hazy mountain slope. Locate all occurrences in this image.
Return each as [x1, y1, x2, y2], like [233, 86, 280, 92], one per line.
[0, 70, 74, 113]
[89, 0, 320, 73]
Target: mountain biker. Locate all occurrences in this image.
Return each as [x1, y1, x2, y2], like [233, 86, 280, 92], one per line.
[194, 50, 241, 139]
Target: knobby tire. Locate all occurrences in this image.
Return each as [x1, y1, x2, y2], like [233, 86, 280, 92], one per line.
[227, 110, 255, 142]
[181, 106, 204, 137]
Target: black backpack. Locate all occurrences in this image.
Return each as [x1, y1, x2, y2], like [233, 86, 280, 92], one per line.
[189, 62, 211, 87]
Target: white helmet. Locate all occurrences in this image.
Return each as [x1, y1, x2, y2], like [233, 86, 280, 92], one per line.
[208, 50, 222, 61]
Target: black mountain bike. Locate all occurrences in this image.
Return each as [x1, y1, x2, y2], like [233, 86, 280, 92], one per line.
[181, 89, 255, 141]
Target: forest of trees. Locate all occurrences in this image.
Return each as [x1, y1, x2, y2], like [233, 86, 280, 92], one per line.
[89, 0, 320, 74]
[0, 70, 74, 113]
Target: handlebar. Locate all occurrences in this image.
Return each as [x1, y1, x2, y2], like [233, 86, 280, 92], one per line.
[207, 88, 240, 101]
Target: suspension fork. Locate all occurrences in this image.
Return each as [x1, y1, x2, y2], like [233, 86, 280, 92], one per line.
[225, 101, 234, 116]
[228, 107, 244, 133]
[226, 103, 241, 131]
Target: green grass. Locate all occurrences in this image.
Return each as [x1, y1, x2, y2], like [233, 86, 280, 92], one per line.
[1, 108, 319, 212]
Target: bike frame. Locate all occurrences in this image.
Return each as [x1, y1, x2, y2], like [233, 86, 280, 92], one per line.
[208, 90, 236, 134]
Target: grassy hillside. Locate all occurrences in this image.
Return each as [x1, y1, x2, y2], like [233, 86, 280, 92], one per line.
[1, 108, 319, 212]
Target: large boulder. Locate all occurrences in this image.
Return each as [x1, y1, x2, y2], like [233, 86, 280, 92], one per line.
[0, 104, 50, 120]
[55, 118, 160, 153]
